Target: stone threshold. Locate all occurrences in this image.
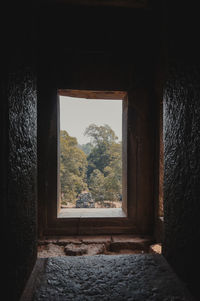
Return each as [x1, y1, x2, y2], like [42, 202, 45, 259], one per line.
[38, 235, 161, 257]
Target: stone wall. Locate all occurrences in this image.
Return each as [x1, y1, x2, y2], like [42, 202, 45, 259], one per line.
[163, 3, 200, 299]
[6, 69, 37, 301]
[37, 3, 159, 236]
[2, 4, 38, 300]
[163, 62, 200, 298]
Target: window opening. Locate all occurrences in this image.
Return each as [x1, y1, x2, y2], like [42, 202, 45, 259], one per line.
[57, 92, 126, 218]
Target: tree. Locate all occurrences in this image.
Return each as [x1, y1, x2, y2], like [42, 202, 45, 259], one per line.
[84, 124, 118, 146]
[60, 125, 122, 208]
[84, 124, 118, 177]
[85, 124, 122, 205]
[103, 142, 122, 202]
[78, 142, 93, 155]
[60, 130, 88, 205]
[88, 169, 105, 202]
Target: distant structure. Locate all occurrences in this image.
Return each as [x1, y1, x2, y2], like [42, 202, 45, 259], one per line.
[76, 191, 95, 208]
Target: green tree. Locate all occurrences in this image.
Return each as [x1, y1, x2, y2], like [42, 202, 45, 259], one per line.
[78, 142, 93, 155]
[104, 142, 122, 201]
[85, 124, 122, 205]
[85, 124, 118, 177]
[60, 130, 88, 205]
[88, 169, 105, 202]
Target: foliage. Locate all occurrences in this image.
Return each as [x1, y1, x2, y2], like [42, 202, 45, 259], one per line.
[85, 124, 118, 176]
[103, 142, 122, 202]
[60, 124, 122, 207]
[78, 142, 93, 155]
[88, 169, 106, 202]
[60, 130, 88, 204]
[85, 124, 122, 204]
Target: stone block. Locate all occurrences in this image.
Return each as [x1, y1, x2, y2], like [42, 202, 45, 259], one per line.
[80, 235, 111, 244]
[149, 243, 162, 254]
[110, 235, 152, 251]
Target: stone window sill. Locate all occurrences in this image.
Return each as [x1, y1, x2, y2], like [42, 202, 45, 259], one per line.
[58, 208, 126, 218]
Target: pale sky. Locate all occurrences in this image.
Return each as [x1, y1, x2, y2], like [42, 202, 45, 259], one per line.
[60, 96, 122, 145]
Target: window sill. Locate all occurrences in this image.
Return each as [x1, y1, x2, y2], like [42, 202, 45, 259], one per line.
[58, 208, 126, 218]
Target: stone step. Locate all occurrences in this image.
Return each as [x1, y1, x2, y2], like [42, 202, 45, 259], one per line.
[109, 235, 153, 252]
[38, 235, 154, 257]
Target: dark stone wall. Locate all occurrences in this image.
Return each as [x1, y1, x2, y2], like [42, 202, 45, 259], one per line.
[163, 63, 200, 298]
[37, 4, 160, 236]
[6, 69, 37, 301]
[1, 3, 38, 301]
[163, 2, 200, 299]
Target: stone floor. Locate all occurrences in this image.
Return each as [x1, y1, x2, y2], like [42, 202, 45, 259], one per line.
[21, 254, 195, 301]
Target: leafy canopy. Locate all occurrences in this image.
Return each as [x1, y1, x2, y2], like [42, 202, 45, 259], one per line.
[60, 130, 88, 204]
[60, 124, 122, 206]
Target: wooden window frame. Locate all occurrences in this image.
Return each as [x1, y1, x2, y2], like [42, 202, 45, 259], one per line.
[38, 88, 155, 237]
[57, 89, 127, 219]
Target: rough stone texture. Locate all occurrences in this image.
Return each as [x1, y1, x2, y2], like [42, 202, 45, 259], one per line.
[38, 242, 145, 258]
[64, 244, 88, 256]
[38, 244, 65, 257]
[163, 62, 200, 299]
[1, 3, 38, 300]
[6, 68, 37, 301]
[111, 235, 152, 251]
[64, 243, 106, 256]
[32, 255, 194, 301]
[162, 4, 200, 299]
[38, 235, 153, 257]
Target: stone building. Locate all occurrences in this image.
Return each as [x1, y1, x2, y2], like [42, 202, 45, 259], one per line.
[1, 1, 200, 300]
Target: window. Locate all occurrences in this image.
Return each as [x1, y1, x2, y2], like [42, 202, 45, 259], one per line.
[38, 88, 155, 237]
[57, 91, 125, 218]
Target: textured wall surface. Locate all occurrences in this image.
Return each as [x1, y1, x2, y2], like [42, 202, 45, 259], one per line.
[6, 69, 37, 301]
[163, 62, 200, 298]
[162, 2, 200, 298]
[1, 3, 38, 299]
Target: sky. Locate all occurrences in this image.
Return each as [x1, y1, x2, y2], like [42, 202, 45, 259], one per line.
[60, 96, 122, 145]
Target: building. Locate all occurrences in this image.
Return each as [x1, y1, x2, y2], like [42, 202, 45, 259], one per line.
[1, 1, 200, 300]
